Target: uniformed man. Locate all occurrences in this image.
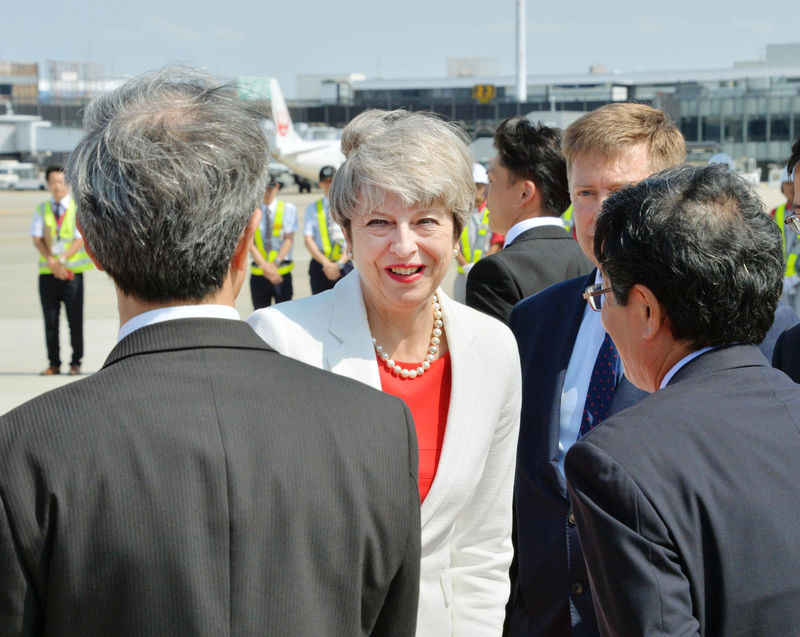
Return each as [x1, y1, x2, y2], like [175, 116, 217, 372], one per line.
[249, 174, 297, 308]
[30, 165, 93, 375]
[453, 163, 502, 302]
[304, 165, 352, 294]
[776, 166, 800, 312]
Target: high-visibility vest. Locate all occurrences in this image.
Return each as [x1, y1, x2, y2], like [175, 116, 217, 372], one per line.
[36, 200, 93, 275]
[251, 201, 294, 275]
[774, 203, 800, 277]
[562, 204, 574, 235]
[457, 205, 490, 273]
[776, 203, 788, 253]
[317, 198, 343, 261]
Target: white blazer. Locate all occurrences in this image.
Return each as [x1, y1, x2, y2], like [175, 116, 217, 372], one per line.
[247, 271, 521, 636]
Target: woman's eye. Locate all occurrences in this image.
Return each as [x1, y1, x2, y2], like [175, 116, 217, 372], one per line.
[366, 218, 389, 227]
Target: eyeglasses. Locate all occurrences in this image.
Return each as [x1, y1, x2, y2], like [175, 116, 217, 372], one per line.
[786, 213, 800, 234]
[583, 283, 611, 312]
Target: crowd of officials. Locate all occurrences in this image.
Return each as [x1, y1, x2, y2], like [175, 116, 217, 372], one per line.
[6, 64, 800, 636]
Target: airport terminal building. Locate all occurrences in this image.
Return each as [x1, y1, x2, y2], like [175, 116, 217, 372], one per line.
[3, 43, 800, 171]
[289, 43, 800, 170]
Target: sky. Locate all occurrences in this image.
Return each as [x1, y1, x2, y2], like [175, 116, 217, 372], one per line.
[2, 0, 797, 98]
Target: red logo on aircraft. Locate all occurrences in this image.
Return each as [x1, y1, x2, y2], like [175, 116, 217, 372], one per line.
[277, 113, 289, 137]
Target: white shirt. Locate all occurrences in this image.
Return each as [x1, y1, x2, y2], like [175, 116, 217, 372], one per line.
[29, 194, 80, 239]
[659, 347, 714, 389]
[258, 199, 298, 260]
[503, 216, 564, 248]
[118, 305, 240, 342]
[558, 278, 607, 474]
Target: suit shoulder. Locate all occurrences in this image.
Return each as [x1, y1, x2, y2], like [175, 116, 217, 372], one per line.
[467, 251, 513, 281]
[778, 321, 800, 351]
[510, 273, 587, 321]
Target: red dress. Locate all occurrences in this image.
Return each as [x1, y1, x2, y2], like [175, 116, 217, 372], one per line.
[378, 353, 452, 502]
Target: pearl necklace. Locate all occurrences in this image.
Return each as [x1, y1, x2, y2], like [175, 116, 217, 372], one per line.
[372, 294, 444, 379]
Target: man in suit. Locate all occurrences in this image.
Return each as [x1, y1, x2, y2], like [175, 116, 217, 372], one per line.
[565, 164, 800, 636]
[505, 103, 687, 637]
[774, 136, 800, 382]
[0, 67, 420, 636]
[466, 116, 592, 323]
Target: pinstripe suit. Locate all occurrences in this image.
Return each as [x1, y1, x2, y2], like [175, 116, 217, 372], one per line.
[0, 317, 420, 636]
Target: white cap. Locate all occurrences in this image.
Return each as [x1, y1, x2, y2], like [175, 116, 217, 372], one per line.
[473, 163, 488, 184]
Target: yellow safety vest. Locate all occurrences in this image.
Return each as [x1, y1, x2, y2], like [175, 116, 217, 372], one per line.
[37, 200, 93, 275]
[251, 201, 294, 275]
[457, 206, 490, 274]
[774, 203, 800, 277]
[317, 198, 343, 261]
[562, 204, 574, 235]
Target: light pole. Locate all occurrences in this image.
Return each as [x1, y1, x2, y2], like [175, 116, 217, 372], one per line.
[516, 0, 527, 102]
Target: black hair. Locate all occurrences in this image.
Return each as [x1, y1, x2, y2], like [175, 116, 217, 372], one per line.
[595, 164, 783, 348]
[493, 116, 569, 216]
[788, 136, 800, 175]
[45, 165, 65, 181]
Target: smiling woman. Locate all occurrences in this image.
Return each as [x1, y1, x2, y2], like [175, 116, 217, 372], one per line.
[247, 109, 521, 637]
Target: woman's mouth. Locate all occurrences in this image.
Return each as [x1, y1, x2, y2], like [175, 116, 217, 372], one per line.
[388, 265, 423, 275]
[385, 265, 425, 281]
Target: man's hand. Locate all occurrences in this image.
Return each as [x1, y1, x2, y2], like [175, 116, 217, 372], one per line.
[262, 261, 283, 285]
[322, 261, 341, 281]
[48, 257, 71, 280]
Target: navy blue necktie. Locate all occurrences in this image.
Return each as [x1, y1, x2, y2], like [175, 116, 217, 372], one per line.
[579, 333, 618, 437]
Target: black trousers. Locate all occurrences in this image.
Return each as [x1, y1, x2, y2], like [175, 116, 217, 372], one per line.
[39, 273, 84, 367]
[249, 272, 293, 310]
[308, 260, 353, 295]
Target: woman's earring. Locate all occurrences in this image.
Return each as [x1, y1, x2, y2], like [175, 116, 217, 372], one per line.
[453, 247, 459, 256]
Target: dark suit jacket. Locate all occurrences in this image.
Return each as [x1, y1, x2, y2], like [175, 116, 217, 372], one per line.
[772, 320, 800, 382]
[760, 302, 799, 362]
[0, 318, 420, 636]
[565, 345, 800, 637]
[507, 272, 646, 637]
[466, 225, 592, 324]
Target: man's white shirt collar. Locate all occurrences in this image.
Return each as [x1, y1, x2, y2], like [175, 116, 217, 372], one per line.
[53, 193, 72, 208]
[659, 347, 714, 389]
[503, 216, 564, 248]
[118, 305, 240, 342]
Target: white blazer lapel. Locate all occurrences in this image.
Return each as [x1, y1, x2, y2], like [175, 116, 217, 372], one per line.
[325, 272, 382, 390]
[419, 291, 483, 525]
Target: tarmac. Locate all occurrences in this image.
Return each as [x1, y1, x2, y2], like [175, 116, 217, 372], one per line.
[0, 183, 784, 415]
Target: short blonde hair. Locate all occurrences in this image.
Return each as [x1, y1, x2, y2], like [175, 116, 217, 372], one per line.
[329, 109, 474, 238]
[563, 103, 686, 173]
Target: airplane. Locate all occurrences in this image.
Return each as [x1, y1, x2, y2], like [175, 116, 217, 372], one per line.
[266, 78, 344, 186]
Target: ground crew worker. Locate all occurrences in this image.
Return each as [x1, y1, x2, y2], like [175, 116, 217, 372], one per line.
[771, 167, 796, 254]
[30, 165, 93, 375]
[249, 174, 297, 308]
[562, 203, 575, 237]
[776, 167, 800, 312]
[304, 165, 352, 294]
[453, 163, 502, 302]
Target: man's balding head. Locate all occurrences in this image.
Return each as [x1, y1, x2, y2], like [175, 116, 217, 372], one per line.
[68, 66, 269, 303]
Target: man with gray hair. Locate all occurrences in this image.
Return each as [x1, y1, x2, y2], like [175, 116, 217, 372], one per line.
[0, 67, 420, 636]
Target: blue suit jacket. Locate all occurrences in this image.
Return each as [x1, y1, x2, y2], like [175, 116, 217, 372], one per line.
[506, 274, 798, 637]
[507, 272, 646, 637]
